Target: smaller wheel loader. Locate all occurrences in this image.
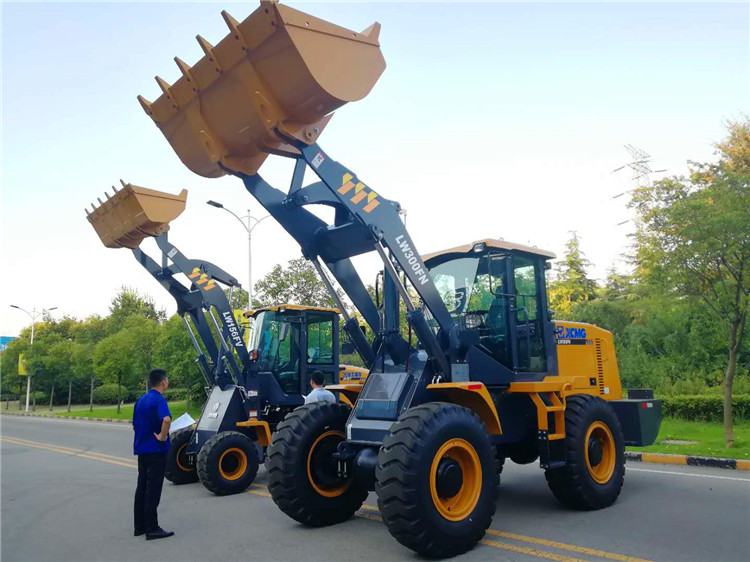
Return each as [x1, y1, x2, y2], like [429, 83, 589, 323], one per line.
[85, 182, 367, 495]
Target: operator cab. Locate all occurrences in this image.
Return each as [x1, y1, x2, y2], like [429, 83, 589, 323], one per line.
[245, 305, 341, 398]
[423, 239, 557, 381]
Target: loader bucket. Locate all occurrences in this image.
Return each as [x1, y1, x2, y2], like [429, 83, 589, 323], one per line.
[86, 182, 187, 249]
[138, 0, 385, 178]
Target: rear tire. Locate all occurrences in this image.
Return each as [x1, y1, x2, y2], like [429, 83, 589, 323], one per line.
[165, 428, 199, 485]
[197, 431, 259, 496]
[266, 403, 367, 526]
[376, 402, 498, 558]
[545, 395, 625, 510]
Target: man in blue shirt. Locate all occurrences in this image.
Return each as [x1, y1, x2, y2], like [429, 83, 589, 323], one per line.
[133, 369, 173, 540]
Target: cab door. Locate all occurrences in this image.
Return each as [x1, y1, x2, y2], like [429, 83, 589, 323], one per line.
[510, 254, 548, 373]
[303, 312, 339, 393]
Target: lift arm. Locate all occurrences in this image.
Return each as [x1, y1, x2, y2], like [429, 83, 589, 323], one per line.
[132, 234, 258, 410]
[235, 140, 458, 377]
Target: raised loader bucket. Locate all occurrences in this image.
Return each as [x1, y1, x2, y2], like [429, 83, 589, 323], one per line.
[138, 0, 385, 178]
[86, 182, 187, 249]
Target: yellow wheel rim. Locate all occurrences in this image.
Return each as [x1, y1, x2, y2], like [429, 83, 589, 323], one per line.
[176, 444, 191, 472]
[307, 430, 350, 498]
[585, 421, 616, 484]
[429, 438, 482, 521]
[218, 448, 248, 481]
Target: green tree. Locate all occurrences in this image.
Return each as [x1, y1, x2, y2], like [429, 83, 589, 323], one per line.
[224, 288, 249, 310]
[254, 257, 339, 308]
[630, 119, 750, 446]
[45, 340, 78, 412]
[548, 232, 598, 318]
[93, 331, 137, 413]
[108, 287, 166, 330]
[121, 315, 161, 392]
[73, 342, 97, 411]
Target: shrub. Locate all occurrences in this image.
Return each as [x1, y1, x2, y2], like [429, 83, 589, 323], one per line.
[92, 383, 133, 405]
[164, 388, 188, 401]
[662, 394, 750, 422]
[133, 387, 189, 402]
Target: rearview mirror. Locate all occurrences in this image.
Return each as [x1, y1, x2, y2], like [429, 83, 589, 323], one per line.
[341, 342, 356, 355]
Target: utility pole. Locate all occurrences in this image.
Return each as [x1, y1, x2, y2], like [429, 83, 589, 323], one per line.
[9, 305, 57, 412]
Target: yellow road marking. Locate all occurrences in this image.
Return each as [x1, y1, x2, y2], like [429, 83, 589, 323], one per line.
[1, 436, 136, 469]
[486, 529, 652, 562]
[481, 539, 584, 562]
[349, 508, 584, 561]
[2, 435, 137, 465]
[2, 438, 654, 562]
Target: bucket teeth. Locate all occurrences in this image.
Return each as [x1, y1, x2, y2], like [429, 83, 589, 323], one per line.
[155, 76, 173, 98]
[174, 57, 192, 77]
[137, 95, 153, 115]
[196, 34, 214, 55]
[196, 35, 222, 72]
[221, 10, 241, 31]
[221, 10, 246, 48]
[174, 57, 198, 91]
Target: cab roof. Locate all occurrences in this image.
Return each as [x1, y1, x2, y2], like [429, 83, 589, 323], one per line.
[422, 238, 556, 263]
[243, 303, 340, 318]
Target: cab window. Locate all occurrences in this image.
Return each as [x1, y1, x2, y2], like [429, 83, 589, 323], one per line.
[513, 255, 546, 372]
[307, 314, 334, 365]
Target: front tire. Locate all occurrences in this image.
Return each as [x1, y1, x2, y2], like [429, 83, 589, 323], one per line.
[266, 403, 367, 526]
[376, 402, 498, 558]
[197, 431, 259, 496]
[545, 395, 625, 510]
[165, 428, 199, 485]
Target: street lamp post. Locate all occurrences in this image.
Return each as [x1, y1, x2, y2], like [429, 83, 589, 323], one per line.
[207, 201, 270, 307]
[9, 305, 57, 412]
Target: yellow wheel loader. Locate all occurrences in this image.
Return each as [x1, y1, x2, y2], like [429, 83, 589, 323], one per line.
[131, 1, 662, 556]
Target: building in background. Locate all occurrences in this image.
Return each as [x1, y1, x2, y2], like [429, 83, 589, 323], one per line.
[0, 336, 17, 353]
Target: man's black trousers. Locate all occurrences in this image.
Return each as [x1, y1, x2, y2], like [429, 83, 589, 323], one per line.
[134, 453, 166, 533]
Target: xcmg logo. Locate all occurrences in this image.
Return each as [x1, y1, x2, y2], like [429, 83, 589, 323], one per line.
[338, 173, 380, 213]
[188, 267, 216, 291]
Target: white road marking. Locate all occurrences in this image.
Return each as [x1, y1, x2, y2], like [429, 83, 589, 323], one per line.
[628, 466, 750, 482]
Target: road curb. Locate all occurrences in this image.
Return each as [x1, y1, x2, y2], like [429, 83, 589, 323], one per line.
[0, 411, 131, 425]
[626, 450, 749, 471]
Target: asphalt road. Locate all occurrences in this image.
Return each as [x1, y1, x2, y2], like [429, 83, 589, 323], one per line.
[1, 415, 749, 562]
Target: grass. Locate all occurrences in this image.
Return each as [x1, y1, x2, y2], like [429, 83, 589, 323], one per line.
[627, 417, 750, 459]
[51, 400, 203, 421]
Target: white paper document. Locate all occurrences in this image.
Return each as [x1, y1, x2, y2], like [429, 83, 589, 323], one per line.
[169, 412, 196, 433]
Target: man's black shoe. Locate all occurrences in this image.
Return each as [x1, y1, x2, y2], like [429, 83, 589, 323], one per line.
[134, 530, 146, 537]
[146, 527, 174, 540]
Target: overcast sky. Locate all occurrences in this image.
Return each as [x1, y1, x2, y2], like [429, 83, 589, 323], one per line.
[2, 1, 747, 336]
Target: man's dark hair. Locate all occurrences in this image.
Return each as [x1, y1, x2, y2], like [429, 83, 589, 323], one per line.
[149, 369, 168, 389]
[310, 371, 325, 386]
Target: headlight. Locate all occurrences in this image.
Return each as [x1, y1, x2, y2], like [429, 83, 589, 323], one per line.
[464, 313, 484, 330]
